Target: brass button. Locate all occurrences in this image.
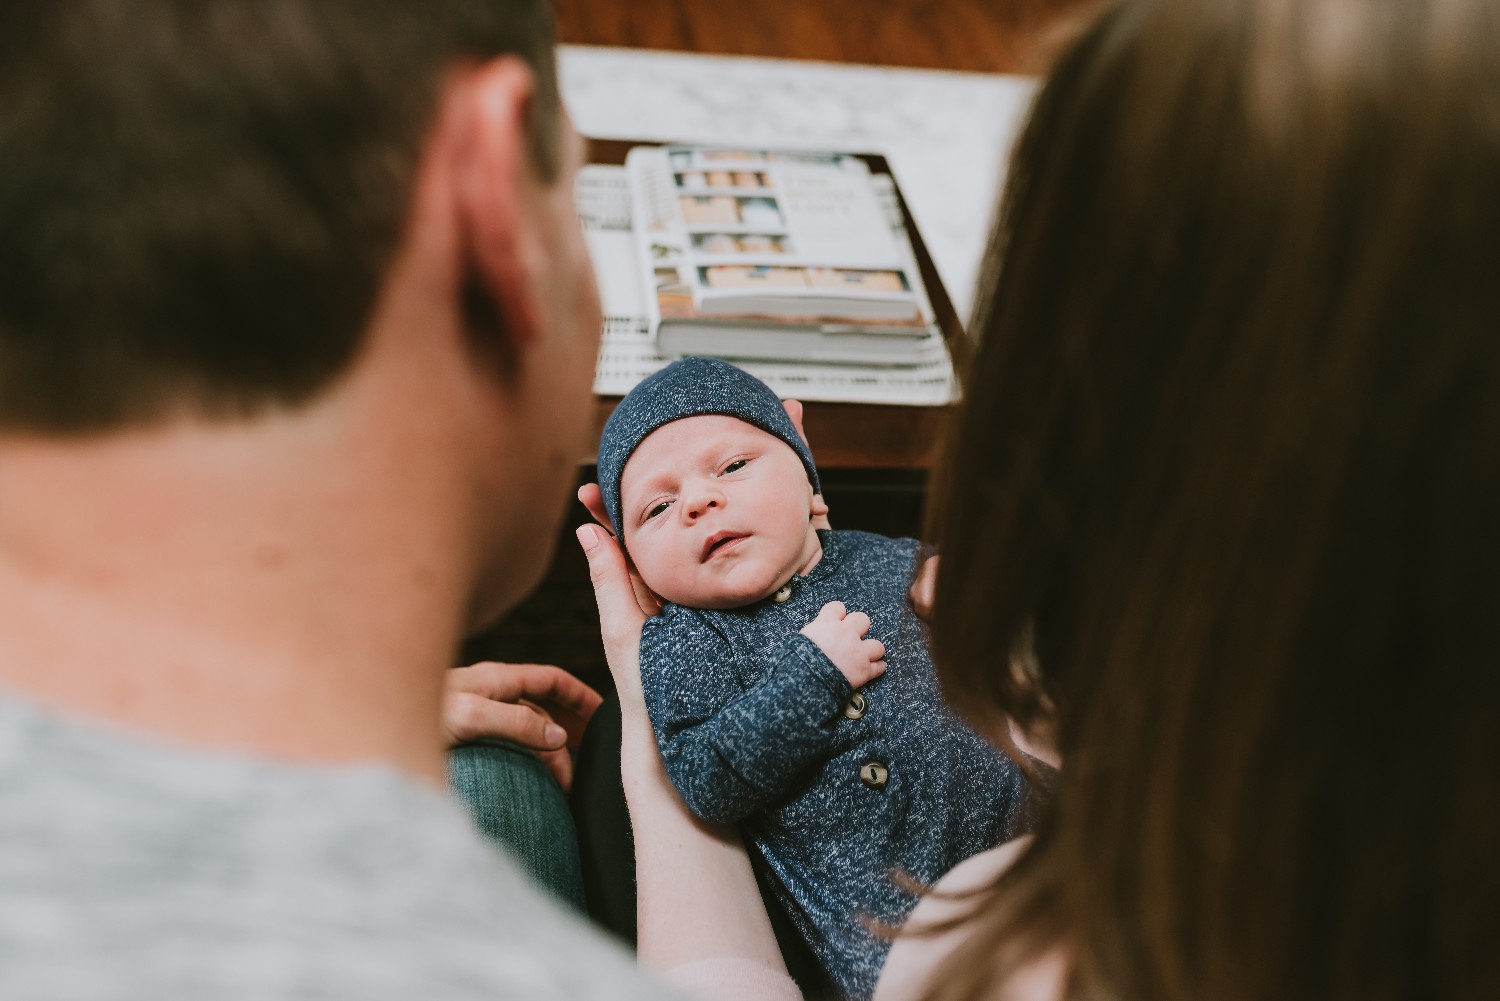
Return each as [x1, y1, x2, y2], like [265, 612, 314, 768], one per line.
[843, 692, 868, 720]
[859, 761, 889, 789]
[772, 583, 793, 603]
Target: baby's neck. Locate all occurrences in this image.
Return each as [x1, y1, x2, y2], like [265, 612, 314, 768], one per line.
[741, 529, 825, 609]
[794, 538, 824, 579]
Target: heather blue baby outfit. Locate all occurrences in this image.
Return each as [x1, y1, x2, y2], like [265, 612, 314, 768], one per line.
[639, 530, 1031, 1000]
[599, 358, 1034, 1001]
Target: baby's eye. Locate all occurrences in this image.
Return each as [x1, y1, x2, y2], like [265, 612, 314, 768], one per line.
[645, 500, 672, 521]
[721, 459, 748, 475]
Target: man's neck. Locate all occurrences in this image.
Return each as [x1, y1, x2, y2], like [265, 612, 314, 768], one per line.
[0, 402, 475, 785]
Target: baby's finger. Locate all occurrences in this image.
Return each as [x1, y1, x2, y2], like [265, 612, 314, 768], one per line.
[868, 659, 887, 678]
[817, 601, 847, 621]
[844, 611, 872, 637]
[863, 638, 887, 663]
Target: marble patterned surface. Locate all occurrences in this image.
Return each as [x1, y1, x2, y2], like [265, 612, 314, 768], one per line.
[558, 45, 1038, 324]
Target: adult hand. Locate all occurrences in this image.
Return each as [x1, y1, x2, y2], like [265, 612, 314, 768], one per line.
[575, 482, 792, 984]
[910, 554, 939, 619]
[576, 482, 661, 717]
[442, 660, 603, 792]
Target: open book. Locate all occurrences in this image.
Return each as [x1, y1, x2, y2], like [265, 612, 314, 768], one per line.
[626, 145, 944, 366]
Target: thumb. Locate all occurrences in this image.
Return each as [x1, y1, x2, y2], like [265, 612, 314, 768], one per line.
[577, 524, 650, 649]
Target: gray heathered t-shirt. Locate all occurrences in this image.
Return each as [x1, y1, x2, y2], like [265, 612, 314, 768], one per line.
[0, 695, 676, 1000]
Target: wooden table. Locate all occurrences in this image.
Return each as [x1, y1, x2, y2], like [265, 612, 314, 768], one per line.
[464, 1, 1087, 683]
[557, 0, 1091, 76]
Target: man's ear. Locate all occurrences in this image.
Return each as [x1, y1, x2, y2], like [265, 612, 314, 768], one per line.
[452, 57, 546, 351]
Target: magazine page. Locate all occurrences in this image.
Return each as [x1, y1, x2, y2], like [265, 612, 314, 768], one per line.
[657, 146, 924, 321]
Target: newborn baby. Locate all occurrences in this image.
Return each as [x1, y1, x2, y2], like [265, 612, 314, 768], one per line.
[597, 357, 1035, 1001]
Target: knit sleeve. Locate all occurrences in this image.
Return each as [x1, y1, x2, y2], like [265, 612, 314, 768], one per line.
[641, 611, 853, 825]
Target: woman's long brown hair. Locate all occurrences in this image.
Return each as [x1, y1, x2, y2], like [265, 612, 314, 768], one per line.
[925, 1, 1500, 999]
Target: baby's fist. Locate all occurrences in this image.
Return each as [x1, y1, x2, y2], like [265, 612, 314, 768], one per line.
[800, 601, 887, 690]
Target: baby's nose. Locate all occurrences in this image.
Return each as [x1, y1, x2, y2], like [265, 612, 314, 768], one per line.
[684, 485, 723, 519]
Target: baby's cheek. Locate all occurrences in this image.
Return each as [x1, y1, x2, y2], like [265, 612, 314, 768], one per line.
[629, 542, 675, 596]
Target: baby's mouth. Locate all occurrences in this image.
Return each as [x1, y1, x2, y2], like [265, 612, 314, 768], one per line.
[702, 531, 747, 561]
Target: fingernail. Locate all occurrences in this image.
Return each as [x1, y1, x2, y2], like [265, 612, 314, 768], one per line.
[575, 525, 599, 551]
[545, 724, 566, 746]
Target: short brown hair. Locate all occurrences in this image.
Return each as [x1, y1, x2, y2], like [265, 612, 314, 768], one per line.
[928, 0, 1500, 998]
[0, 0, 560, 433]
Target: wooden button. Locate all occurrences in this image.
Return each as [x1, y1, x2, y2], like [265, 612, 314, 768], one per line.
[859, 761, 889, 789]
[843, 692, 868, 720]
[772, 583, 793, 603]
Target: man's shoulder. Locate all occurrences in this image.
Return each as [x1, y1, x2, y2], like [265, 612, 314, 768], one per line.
[0, 696, 676, 1001]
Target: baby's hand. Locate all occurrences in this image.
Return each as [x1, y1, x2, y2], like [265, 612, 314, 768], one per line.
[800, 601, 887, 689]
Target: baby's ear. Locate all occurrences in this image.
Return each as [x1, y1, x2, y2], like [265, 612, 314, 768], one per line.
[810, 492, 832, 530]
[782, 399, 809, 446]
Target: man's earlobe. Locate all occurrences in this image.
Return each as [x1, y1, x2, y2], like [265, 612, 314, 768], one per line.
[453, 57, 546, 351]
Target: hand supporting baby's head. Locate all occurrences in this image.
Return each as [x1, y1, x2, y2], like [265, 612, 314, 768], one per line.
[598, 358, 828, 610]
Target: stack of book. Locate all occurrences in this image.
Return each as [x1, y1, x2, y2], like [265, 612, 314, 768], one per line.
[626, 144, 946, 368]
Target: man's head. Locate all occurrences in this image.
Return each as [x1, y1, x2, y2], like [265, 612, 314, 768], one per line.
[598, 358, 826, 609]
[0, 0, 563, 433]
[0, 0, 604, 634]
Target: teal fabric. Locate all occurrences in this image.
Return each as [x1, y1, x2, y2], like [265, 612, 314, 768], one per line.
[447, 740, 586, 912]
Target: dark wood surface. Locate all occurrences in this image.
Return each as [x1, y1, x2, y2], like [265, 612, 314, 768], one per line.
[557, 0, 1094, 75]
[469, 1, 1087, 683]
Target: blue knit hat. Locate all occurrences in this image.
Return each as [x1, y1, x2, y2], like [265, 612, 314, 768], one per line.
[597, 357, 821, 542]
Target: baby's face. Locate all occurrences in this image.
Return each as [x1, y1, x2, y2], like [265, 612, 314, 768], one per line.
[619, 414, 823, 609]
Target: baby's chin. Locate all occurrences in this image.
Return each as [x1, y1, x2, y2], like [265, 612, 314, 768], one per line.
[654, 566, 785, 611]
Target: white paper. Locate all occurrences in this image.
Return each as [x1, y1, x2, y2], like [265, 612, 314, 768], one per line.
[558, 46, 1040, 325]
